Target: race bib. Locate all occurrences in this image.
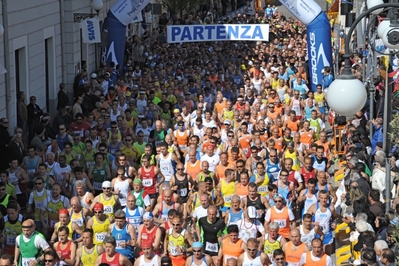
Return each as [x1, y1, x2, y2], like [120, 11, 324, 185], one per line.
[74, 218, 84, 227]
[36, 202, 43, 209]
[116, 240, 125, 249]
[119, 192, 127, 199]
[179, 145, 187, 151]
[93, 182, 102, 191]
[274, 219, 287, 228]
[310, 126, 317, 132]
[104, 205, 113, 214]
[142, 179, 153, 187]
[96, 233, 106, 242]
[86, 162, 95, 168]
[6, 236, 15, 245]
[170, 246, 181, 256]
[27, 169, 35, 174]
[178, 188, 188, 197]
[22, 258, 35, 266]
[258, 186, 267, 193]
[224, 195, 232, 203]
[161, 166, 170, 173]
[205, 242, 218, 252]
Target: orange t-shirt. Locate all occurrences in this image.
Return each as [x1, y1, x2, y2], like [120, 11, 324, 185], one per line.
[215, 163, 236, 182]
[236, 183, 249, 198]
[300, 129, 314, 147]
[285, 242, 307, 264]
[215, 101, 227, 115]
[221, 238, 244, 266]
[174, 130, 189, 152]
[286, 119, 300, 134]
[304, 251, 327, 266]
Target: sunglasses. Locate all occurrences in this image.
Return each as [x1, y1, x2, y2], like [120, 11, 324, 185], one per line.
[192, 249, 202, 253]
[0, 188, 5, 191]
[35, 183, 42, 185]
[94, 211, 103, 214]
[274, 200, 282, 203]
[228, 135, 234, 137]
[103, 188, 111, 190]
[99, 149, 106, 152]
[172, 223, 181, 226]
[247, 248, 257, 251]
[111, 126, 118, 129]
[177, 168, 183, 171]
[59, 128, 65, 130]
[44, 260, 54, 263]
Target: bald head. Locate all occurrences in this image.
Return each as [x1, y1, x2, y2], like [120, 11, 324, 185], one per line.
[163, 188, 172, 197]
[22, 219, 35, 227]
[70, 196, 81, 207]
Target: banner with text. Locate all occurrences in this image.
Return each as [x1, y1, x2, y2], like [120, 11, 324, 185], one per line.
[167, 24, 269, 43]
[278, 0, 321, 25]
[81, 17, 101, 44]
[110, 0, 151, 26]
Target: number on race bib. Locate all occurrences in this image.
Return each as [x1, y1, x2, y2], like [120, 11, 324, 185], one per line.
[22, 258, 35, 266]
[104, 206, 113, 214]
[96, 233, 106, 242]
[224, 195, 232, 203]
[274, 219, 287, 228]
[6, 236, 15, 245]
[116, 240, 125, 249]
[258, 186, 267, 193]
[93, 182, 102, 190]
[178, 188, 188, 197]
[205, 242, 218, 252]
[142, 179, 153, 187]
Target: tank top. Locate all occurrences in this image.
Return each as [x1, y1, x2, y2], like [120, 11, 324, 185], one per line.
[99, 194, 117, 218]
[55, 240, 72, 265]
[222, 109, 234, 121]
[242, 251, 263, 266]
[81, 245, 99, 266]
[141, 225, 158, 248]
[286, 241, 307, 265]
[8, 168, 21, 194]
[159, 153, 175, 182]
[101, 252, 120, 266]
[174, 130, 189, 152]
[112, 223, 134, 258]
[291, 98, 301, 116]
[300, 225, 316, 250]
[265, 159, 280, 182]
[221, 238, 244, 266]
[285, 151, 300, 171]
[314, 202, 332, 234]
[3, 214, 23, 255]
[254, 173, 269, 196]
[303, 189, 318, 215]
[92, 216, 111, 245]
[263, 233, 283, 255]
[312, 156, 327, 172]
[190, 255, 207, 266]
[47, 196, 66, 228]
[141, 166, 157, 194]
[33, 189, 48, 221]
[304, 252, 327, 266]
[125, 206, 144, 233]
[300, 167, 316, 184]
[314, 92, 325, 107]
[70, 209, 86, 229]
[57, 134, 69, 151]
[186, 160, 202, 180]
[110, 109, 121, 122]
[108, 141, 122, 155]
[174, 174, 189, 200]
[132, 190, 146, 208]
[235, 184, 248, 199]
[159, 201, 175, 221]
[25, 156, 39, 181]
[168, 228, 186, 257]
[56, 221, 74, 240]
[286, 119, 300, 136]
[80, 192, 92, 209]
[270, 206, 291, 238]
[221, 179, 236, 208]
[140, 254, 160, 266]
[288, 170, 299, 188]
[92, 164, 107, 191]
[114, 178, 130, 206]
[226, 209, 244, 225]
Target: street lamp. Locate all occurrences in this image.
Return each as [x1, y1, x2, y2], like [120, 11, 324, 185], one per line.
[326, 2, 399, 116]
[74, 0, 104, 23]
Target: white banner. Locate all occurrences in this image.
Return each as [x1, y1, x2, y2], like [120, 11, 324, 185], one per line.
[167, 24, 269, 43]
[81, 17, 101, 44]
[131, 12, 143, 23]
[110, 0, 151, 26]
[278, 0, 322, 25]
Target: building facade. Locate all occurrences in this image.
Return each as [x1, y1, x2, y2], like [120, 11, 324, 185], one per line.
[0, 0, 114, 132]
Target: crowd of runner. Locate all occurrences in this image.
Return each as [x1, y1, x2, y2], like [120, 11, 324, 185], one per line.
[0, 5, 396, 266]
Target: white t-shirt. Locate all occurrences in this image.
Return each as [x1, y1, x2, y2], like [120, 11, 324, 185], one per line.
[299, 253, 334, 266]
[234, 219, 265, 243]
[200, 154, 220, 172]
[193, 206, 220, 220]
[53, 165, 71, 186]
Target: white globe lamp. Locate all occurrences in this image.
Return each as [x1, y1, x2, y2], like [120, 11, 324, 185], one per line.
[92, 0, 104, 13]
[326, 56, 367, 116]
[382, 25, 399, 49]
[378, 18, 390, 38]
[367, 0, 384, 14]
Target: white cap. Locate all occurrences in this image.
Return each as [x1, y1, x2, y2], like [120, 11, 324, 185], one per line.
[247, 206, 256, 219]
[102, 181, 111, 188]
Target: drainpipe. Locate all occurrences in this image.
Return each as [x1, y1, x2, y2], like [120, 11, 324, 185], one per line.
[2, 0, 11, 124]
[59, 0, 67, 82]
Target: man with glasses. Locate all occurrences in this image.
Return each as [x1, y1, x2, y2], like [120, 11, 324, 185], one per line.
[112, 166, 133, 208]
[108, 210, 136, 264]
[27, 177, 50, 233]
[241, 182, 269, 223]
[69, 113, 90, 140]
[137, 212, 162, 253]
[185, 242, 214, 266]
[164, 215, 193, 265]
[170, 163, 194, 206]
[86, 203, 113, 246]
[121, 134, 141, 168]
[237, 238, 271, 266]
[56, 124, 73, 152]
[265, 194, 296, 240]
[14, 219, 51, 266]
[90, 181, 120, 219]
[272, 249, 287, 266]
[174, 121, 190, 154]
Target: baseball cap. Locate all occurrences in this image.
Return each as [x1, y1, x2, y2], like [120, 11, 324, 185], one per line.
[173, 109, 180, 114]
[133, 178, 142, 184]
[274, 194, 284, 200]
[192, 242, 203, 248]
[102, 181, 111, 188]
[247, 206, 257, 218]
[204, 176, 213, 183]
[143, 212, 154, 220]
[58, 208, 69, 215]
[224, 120, 231, 125]
[93, 202, 104, 210]
[142, 242, 152, 249]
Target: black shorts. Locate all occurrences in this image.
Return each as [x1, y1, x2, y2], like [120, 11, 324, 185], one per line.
[203, 250, 218, 257]
[149, 193, 159, 199]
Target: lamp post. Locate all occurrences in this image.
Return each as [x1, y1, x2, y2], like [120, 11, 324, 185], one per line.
[327, 2, 399, 211]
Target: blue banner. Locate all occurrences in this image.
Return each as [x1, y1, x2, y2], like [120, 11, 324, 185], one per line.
[103, 13, 127, 66]
[167, 24, 269, 43]
[307, 12, 333, 91]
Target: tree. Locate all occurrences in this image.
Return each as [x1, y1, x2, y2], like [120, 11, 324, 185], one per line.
[161, 0, 186, 18]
